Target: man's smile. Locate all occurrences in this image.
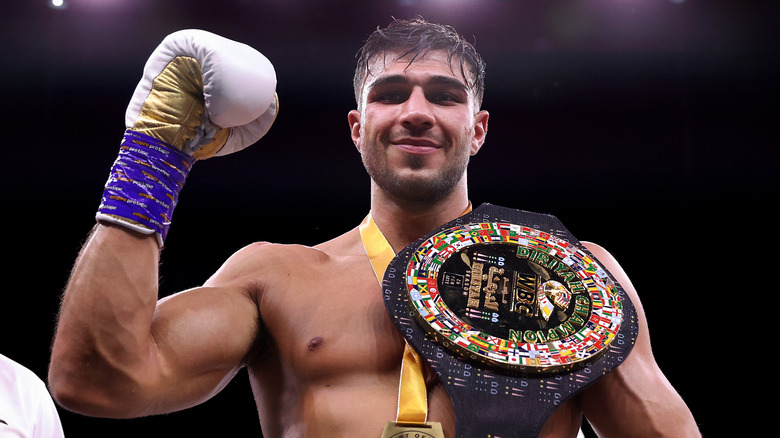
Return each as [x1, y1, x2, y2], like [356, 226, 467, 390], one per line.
[390, 137, 442, 154]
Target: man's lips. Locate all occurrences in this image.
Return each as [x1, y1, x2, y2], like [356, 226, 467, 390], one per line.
[391, 138, 441, 154]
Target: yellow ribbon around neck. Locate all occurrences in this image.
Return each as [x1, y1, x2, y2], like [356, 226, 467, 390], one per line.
[358, 204, 472, 426]
[359, 214, 428, 425]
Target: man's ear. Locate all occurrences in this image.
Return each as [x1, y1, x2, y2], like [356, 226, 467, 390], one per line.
[348, 110, 362, 151]
[470, 110, 489, 155]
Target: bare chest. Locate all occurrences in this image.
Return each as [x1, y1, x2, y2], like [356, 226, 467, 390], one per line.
[256, 253, 405, 383]
[241, 243, 582, 437]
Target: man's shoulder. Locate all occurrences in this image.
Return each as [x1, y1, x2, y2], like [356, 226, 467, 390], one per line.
[204, 226, 369, 294]
[314, 226, 364, 255]
[221, 226, 364, 268]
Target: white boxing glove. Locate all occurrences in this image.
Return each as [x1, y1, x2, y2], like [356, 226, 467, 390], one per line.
[97, 29, 277, 245]
[125, 29, 278, 159]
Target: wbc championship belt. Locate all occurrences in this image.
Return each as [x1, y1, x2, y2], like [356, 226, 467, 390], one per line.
[382, 203, 639, 437]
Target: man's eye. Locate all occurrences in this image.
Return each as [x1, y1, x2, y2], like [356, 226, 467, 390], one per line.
[429, 93, 460, 104]
[374, 91, 406, 103]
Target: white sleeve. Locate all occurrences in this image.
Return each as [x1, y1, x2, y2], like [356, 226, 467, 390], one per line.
[0, 354, 65, 438]
[30, 377, 65, 438]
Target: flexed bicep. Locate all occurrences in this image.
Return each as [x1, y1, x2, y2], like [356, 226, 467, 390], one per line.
[145, 284, 261, 414]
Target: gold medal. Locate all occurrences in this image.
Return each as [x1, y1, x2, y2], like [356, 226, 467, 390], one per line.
[381, 421, 445, 438]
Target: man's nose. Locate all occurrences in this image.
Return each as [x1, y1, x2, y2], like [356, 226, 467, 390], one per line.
[399, 88, 434, 130]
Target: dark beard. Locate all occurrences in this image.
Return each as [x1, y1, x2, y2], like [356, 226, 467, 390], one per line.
[365, 152, 469, 203]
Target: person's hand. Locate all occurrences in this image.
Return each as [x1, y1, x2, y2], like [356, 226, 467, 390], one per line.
[95, 29, 277, 245]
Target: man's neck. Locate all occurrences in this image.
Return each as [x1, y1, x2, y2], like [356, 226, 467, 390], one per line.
[368, 184, 471, 253]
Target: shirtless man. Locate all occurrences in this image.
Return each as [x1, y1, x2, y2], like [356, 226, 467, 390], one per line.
[48, 18, 699, 437]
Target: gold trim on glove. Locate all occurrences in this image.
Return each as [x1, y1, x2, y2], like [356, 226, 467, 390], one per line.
[134, 56, 228, 160]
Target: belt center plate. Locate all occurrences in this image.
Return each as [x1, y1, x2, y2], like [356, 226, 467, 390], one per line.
[405, 221, 622, 373]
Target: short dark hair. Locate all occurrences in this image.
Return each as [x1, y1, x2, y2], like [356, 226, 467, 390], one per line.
[353, 17, 486, 109]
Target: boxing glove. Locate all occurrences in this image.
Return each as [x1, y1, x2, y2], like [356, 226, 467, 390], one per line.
[96, 29, 277, 246]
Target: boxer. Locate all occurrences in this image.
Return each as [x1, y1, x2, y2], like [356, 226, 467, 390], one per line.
[49, 19, 699, 437]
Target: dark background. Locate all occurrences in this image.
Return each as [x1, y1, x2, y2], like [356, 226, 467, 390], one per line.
[3, 0, 776, 436]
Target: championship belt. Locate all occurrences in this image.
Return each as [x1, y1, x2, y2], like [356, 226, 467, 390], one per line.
[381, 203, 639, 437]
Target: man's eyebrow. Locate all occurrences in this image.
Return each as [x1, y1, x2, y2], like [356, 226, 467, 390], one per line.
[366, 74, 408, 90]
[367, 74, 468, 92]
[428, 75, 469, 92]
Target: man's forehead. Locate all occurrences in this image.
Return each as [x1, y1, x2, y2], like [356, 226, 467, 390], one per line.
[363, 50, 468, 87]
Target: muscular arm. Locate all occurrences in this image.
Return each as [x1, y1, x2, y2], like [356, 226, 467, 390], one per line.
[578, 242, 700, 437]
[48, 30, 277, 419]
[48, 224, 260, 418]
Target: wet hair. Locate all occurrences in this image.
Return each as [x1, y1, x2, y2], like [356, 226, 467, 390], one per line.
[353, 17, 486, 110]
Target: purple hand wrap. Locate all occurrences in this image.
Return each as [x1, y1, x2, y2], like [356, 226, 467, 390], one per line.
[97, 130, 195, 243]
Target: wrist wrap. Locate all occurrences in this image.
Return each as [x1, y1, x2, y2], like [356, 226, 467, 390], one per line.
[96, 130, 195, 244]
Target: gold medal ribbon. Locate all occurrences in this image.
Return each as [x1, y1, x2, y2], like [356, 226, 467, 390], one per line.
[359, 204, 471, 427]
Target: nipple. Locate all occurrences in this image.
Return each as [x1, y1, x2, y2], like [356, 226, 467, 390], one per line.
[307, 336, 325, 351]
